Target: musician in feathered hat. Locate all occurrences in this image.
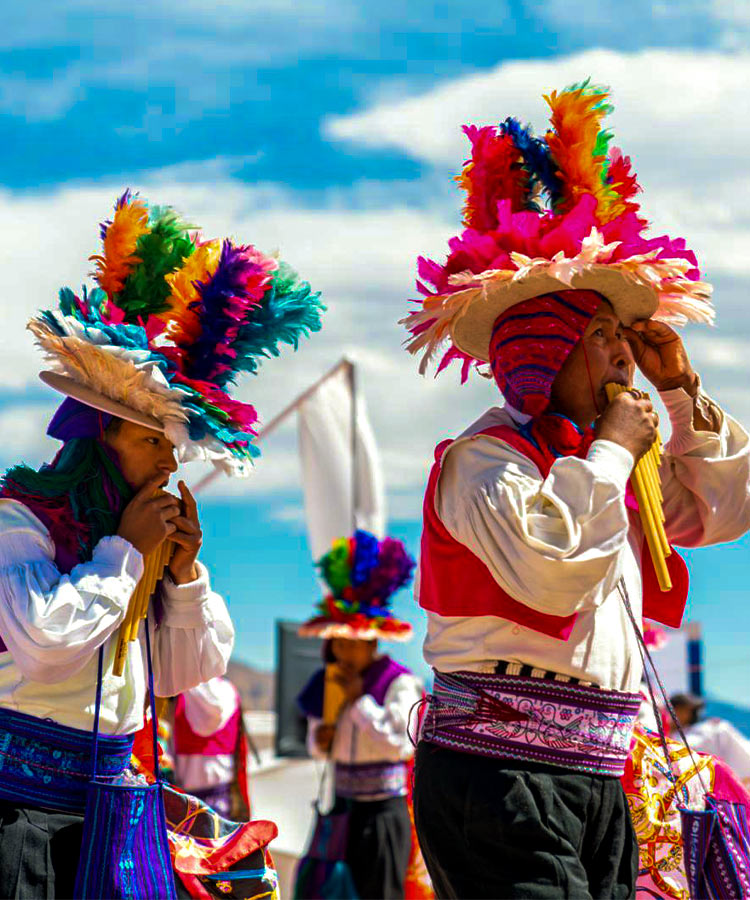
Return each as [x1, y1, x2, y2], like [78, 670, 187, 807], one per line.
[402, 82, 750, 898]
[0, 191, 323, 898]
[296, 530, 423, 900]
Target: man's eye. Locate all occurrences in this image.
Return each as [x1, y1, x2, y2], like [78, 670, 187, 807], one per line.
[593, 328, 604, 337]
[146, 438, 159, 445]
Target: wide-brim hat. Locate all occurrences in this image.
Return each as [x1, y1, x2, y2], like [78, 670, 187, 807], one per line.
[449, 263, 662, 364]
[40, 371, 166, 433]
[31, 190, 324, 474]
[298, 617, 413, 643]
[402, 82, 713, 379]
[298, 530, 416, 644]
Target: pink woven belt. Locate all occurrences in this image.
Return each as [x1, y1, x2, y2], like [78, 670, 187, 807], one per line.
[421, 669, 642, 777]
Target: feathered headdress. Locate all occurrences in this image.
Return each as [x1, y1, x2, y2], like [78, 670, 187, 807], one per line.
[299, 529, 415, 642]
[401, 80, 714, 381]
[30, 190, 325, 475]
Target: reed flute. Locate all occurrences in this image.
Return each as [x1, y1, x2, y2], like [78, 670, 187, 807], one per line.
[605, 383, 672, 591]
[113, 538, 173, 677]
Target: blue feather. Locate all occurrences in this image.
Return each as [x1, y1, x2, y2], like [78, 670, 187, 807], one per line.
[500, 117, 562, 210]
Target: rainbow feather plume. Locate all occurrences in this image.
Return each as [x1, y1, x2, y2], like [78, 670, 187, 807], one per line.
[230, 261, 324, 375]
[35, 190, 325, 474]
[401, 78, 714, 383]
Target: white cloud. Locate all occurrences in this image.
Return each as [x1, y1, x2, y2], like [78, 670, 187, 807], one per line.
[0, 168, 490, 518]
[326, 48, 750, 279]
[4, 42, 750, 520]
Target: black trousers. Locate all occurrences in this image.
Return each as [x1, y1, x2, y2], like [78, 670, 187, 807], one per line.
[0, 801, 84, 899]
[345, 795, 412, 900]
[413, 743, 638, 900]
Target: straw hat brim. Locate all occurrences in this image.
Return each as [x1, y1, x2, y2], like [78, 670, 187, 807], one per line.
[40, 371, 166, 434]
[298, 620, 413, 643]
[450, 266, 659, 363]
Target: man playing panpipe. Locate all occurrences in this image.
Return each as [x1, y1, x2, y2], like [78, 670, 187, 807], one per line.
[401, 82, 750, 898]
[0, 191, 323, 898]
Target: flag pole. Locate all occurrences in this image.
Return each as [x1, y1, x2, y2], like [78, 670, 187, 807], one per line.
[349, 358, 358, 533]
[192, 357, 352, 495]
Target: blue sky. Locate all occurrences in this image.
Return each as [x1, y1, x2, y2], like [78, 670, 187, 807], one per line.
[1, 1, 749, 704]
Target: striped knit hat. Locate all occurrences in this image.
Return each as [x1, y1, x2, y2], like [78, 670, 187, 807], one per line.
[489, 289, 602, 416]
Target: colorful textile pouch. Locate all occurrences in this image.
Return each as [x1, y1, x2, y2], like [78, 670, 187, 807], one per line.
[73, 624, 177, 900]
[161, 786, 279, 900]
[294, 750, 359, 900]
[619, 579, 750, 899]
[293, 800, 358, 900]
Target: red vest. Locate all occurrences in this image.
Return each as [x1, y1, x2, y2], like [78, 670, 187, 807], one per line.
[419, 424, 689, 639]
[173, 687, 242, 756]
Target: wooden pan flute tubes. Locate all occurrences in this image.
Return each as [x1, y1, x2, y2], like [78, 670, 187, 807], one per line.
[605, 383, 672, 592]
[112, 539, 173, 677]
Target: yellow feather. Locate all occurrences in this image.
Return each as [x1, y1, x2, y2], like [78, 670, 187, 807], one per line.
[159, 239, 222, 343]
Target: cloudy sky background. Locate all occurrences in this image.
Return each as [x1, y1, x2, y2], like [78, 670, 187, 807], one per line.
[2, 1, 749, 701]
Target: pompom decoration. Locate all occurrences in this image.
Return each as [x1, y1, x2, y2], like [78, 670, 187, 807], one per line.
[299, 529, 416, 642]
[29, 191, 325, 476]
[401, 79, 714, 382]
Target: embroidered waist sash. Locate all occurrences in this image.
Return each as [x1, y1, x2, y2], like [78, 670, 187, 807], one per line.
[335, 760, 408, 799]
[0, 705, 134, 813]
[421, 670, 641, 777]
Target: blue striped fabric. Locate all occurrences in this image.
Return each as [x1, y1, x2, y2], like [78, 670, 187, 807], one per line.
[0, 705, 134, 814]
[74, 780, 177, 900]
[681, 796, 750, 899]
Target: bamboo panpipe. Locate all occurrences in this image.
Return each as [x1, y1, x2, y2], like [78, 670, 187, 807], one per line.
[605, 383, 672, 591]
[113, 539, 173, 677]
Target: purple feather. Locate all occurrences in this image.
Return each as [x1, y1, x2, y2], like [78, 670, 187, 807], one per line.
[357, 538, 416, 606]
[186, 240, 271, 386]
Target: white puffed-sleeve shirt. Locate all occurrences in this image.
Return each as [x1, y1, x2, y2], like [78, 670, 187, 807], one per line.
[0, 499, 234, 734]
[422, 386, 750, 692]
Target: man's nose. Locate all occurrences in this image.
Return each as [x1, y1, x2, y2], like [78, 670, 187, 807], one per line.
[161, 453, 178, 474]
[611, 337, 634, 368]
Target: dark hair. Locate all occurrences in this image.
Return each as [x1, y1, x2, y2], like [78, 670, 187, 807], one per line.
[322, 639, 336, 663]
[0, 438, 133, 563]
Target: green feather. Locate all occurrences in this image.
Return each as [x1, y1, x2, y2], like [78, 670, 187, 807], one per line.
[226, 261, 325, 384]
[115, 208, 195, 322]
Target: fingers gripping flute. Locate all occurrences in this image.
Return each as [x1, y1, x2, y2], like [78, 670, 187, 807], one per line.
[605, 382, 672, 592]
[112, 539, 173, 677]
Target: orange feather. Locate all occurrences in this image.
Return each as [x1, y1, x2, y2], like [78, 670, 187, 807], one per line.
[90, 197, 150, 298]
[544, 85, 612, 217]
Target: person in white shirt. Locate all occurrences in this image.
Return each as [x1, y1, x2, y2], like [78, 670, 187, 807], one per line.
[400, 83, 749, 898]
[173, 676, 251, 819]
[0, 189, 323, 898]
[671, 693, 750, 790]
[297, 529, 421, 900]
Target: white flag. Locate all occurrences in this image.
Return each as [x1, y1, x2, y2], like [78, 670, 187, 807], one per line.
[297, 361, 385, 559]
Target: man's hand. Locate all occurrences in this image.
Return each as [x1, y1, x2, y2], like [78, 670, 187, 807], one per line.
[626, 319, 698, 396]
[596, 391, 659, 462]
[117, 475, 180, 556]
[314, 723, 336, 754]
[168, 481, 203, 585]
